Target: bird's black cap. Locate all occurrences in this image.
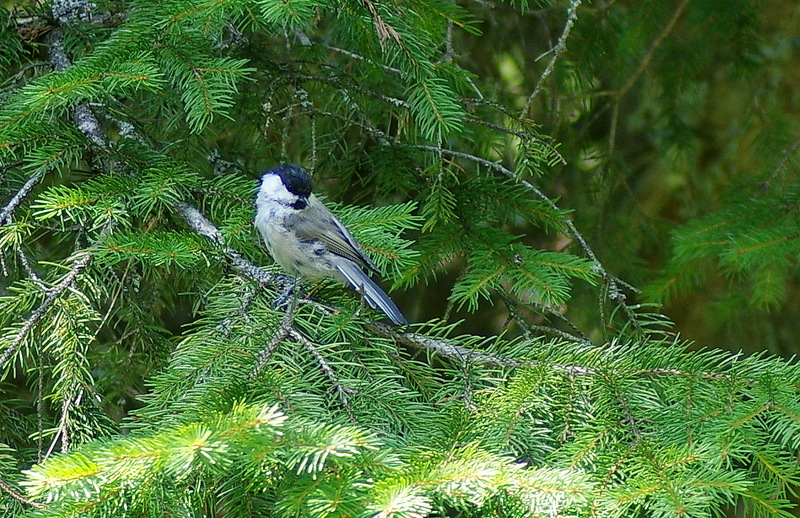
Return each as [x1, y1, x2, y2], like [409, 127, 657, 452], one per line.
[268, 164, 313, 197]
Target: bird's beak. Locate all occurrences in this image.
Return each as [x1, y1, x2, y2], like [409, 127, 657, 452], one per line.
[293, 195, 310, 210]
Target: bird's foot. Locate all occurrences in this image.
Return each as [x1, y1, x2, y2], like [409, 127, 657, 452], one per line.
[273, 278, 302, 309]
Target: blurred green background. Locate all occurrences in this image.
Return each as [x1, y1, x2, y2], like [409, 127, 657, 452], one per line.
[447, 0, 800, 356]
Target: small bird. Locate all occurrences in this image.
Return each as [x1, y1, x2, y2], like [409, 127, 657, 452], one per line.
[254, 164, 408, 325]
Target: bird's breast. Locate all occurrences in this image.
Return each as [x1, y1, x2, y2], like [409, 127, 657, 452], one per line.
[255, 206, 337, 279]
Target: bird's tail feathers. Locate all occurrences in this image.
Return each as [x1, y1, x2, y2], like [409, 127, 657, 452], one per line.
[336, 262, 408, 326]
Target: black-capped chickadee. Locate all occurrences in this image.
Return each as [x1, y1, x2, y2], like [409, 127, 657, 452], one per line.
[254, 164, 408, 325]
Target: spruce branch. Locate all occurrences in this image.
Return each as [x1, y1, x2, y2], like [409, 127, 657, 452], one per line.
[174, 204, 609, 376]
[174, 200, 291, 289]
[174, 201, 536, 370]
[176, 201, 361, 398]
[46, 28, 71, 72]
[410, 145, 637, 305]
[314, 108, 390, 145]
[369, 321, 524, 369]
[1, 1, 798, 515]
[464, 116, 565, 163]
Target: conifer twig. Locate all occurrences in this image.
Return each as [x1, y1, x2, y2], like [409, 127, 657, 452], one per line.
[289, 328, 354, 418]
[369, 321, 524, 368]
[0, 252, 93, 372]
[0, 476, 45, 510]
[498, 291, 593, 346]
[326, 45, 402, 74]
[294, 74, 410, 109]
[764, 133, 800, 188]
[250, 309, 293, 380]
[174, 201, 292, 289]
[247, 293, 353, 408]
[44, 395, 73, 459]
[372, 320, 594, 376]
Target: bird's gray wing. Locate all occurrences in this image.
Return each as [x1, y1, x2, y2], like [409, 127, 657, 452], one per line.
[289, 197, 379, 273]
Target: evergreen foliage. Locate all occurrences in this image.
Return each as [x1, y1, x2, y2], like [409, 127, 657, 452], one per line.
[1, 0, 799, 517]
[646, 182, 800, 309]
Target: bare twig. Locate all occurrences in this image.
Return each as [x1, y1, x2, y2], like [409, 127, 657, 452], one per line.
[607, 0, 688, 159]
[16, 248, 47, 290]
[519, 0, 582, 119]
[295, 87, 317, 171]
[0, 172, 44, 225]
[36, 350, 44, 463]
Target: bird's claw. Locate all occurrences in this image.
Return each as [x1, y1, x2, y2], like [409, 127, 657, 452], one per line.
[273, 278, 302, 309]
